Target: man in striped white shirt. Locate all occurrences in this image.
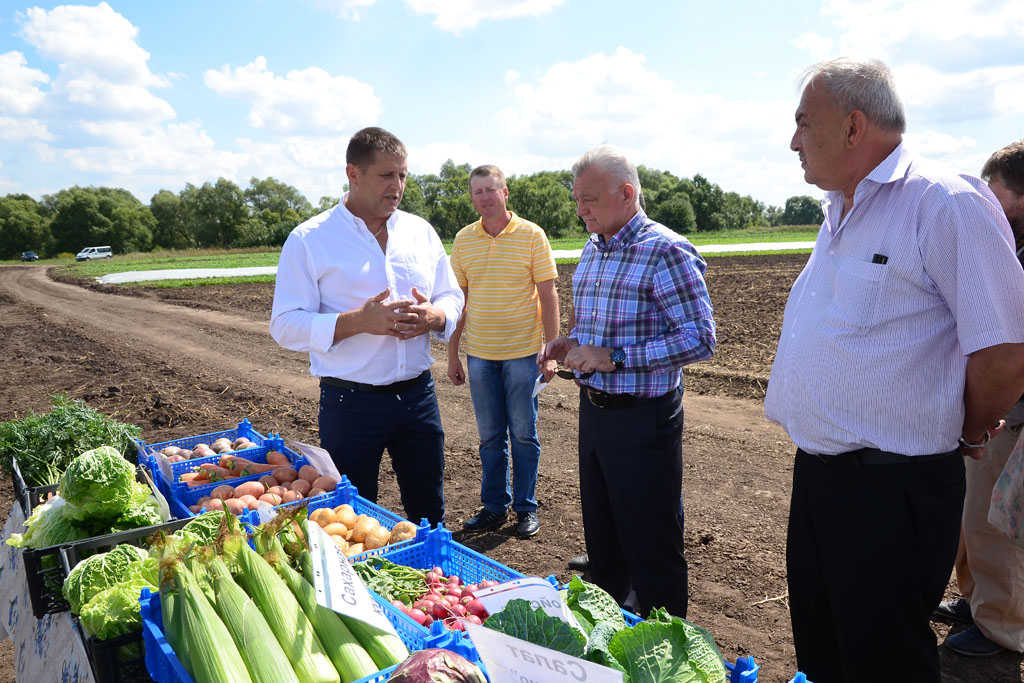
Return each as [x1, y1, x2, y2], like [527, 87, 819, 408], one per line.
[765, 58, 1024, 682]
[448, 165, 560, 538]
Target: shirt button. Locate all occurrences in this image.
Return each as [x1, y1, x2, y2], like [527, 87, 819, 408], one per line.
[595, 281, 600, 287]
[790, 333, 796, 339]
[592, 311, 597, 317]
[810, 291, 816, 297]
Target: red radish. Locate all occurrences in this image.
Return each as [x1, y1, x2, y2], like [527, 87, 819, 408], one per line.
[465, 614, 483, 625]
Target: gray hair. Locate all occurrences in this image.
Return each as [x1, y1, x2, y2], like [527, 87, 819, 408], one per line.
[800, 57, 906, 134]
[572, 145, 642, 197]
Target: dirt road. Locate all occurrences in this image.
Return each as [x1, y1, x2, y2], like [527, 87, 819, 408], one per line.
[0, 261, 1019, 682]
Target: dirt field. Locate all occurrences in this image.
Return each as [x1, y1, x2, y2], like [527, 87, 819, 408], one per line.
[0, 254, 1020, 682]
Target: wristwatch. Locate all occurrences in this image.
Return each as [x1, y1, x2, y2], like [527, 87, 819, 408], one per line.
[610, 348, 626, 371]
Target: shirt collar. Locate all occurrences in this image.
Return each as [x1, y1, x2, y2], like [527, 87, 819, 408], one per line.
[339, 191, 398, 229]
[821, 142, 908, 219]
[472, 211, 520, 237]
[595, 209, 646, 251]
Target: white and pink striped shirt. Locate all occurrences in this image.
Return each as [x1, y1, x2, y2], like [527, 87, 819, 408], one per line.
[765, 143, 1024, 456]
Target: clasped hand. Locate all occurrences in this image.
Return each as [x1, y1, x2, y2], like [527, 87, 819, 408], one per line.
[538, 337, 615, 374]
[363, 287, 443, 340]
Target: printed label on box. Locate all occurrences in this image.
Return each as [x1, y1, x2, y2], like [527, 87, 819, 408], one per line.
[474, 577, 581, 629]
[307, 522, 398, 635]
[464, 621, 623, 683]
[285, 439, 342, 480]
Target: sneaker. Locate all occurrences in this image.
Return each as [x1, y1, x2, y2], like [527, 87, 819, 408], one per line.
[945, 626, 1004, 657]
[463, 508, 508, 532]
[516, 511, 539, 538]
[568, 553, 590, 571]
[934, 598, 974, 625]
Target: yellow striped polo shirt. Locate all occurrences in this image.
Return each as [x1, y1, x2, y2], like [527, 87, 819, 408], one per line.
[450, 212, 557, 361]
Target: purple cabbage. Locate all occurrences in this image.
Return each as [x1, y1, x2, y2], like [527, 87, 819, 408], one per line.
[388, 649, 487, 683]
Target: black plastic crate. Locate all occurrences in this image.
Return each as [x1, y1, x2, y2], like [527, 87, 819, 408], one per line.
[21, 470, 182, 619]
[79, 620, 151, 683]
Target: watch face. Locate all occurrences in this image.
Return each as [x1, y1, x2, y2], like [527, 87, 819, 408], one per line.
[611, 348, 626, 363]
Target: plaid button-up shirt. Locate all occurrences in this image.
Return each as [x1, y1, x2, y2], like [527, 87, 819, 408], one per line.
[570, 210, 716, 397]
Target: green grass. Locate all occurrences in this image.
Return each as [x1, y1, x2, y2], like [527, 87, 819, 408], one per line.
[67, 249, 280, 277]
[472, 225, 818, 252]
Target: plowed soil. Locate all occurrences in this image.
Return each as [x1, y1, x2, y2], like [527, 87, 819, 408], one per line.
[0, 254, 1018, 682]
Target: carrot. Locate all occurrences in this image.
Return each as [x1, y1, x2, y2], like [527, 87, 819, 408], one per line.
[180, 472, 204, 482]
[220, 455, 277, 476]
[186, 477, 212, 488]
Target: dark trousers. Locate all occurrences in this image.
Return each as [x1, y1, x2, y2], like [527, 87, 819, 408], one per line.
[318, 374, 445, 526]
[787, 449, 965, 683]
[578, 386, 688, 618]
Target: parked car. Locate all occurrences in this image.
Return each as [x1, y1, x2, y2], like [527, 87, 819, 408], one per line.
[20, 251, 39, 261]
[75, 246, 113, 261]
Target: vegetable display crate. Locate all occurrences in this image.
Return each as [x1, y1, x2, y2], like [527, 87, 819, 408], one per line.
[75, 617, 153, 683]
[139, 585, 431, 683]
[21, 466, 179, 619]
[242, 476, 431, 562]
[135, 418, 267, 491]
[163, 438, 307, 519]
[357, 526, 525, 653]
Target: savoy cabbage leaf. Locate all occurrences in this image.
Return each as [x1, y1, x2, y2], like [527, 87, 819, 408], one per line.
[484, 599, 587, 658]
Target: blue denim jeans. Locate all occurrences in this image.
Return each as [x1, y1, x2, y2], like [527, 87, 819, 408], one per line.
[467, 354, 541, 514]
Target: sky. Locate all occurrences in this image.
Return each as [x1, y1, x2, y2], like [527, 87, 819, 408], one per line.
[0, 0, 1022, 210]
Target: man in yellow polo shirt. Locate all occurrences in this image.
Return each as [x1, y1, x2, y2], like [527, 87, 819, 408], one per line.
[448, 164, 560, 538]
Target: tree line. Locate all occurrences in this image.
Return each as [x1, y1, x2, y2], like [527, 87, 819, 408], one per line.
[0, 161, 823, 259]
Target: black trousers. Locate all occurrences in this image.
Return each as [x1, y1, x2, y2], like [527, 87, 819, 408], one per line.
[578, 386, 688, 618]
[318, 373, 445, 526]
[787, 449, 965, 683]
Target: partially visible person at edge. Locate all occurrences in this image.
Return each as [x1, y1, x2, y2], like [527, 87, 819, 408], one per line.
[765, 57, 1024, 683]
[269, 127, 464, 527]
[938, 139, 1024, 657]
[538, 145, 716, 619]
[447, 165, 560, 539]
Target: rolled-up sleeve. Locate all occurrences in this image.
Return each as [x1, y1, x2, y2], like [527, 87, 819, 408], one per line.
[428, 241, 465, 342]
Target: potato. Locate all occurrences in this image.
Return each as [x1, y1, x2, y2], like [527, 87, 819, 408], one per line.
[363, 525, 391, 550]
[180, 449, 194, 459]
[389, 520, 418, 543]
[160, 446, 181, 457]
[188, 504, 202, 514]
[223, 498, 246, 515]
[259, 475, 279, 489]
[212, 438, 233, 453]
[322, 522, 349, 537]
[268, 485, 289, 499]
[309, 507, 335, 526]
[266, 450, 291, 467]
[331, 535, 348, 550]
[282, 489, 303, 503]
[307, 488, 326, 498]
[290, 479, 312, 496]
[210, 484, 235, 500]
[272, 467, 298, 483]
[259, 493, 283, 506]
[232, 437, 253, 450]
[167, 454, 185, 463]
[298, 465, 320, 483]
[233, 480, 265, 499]
[343, 542, 365, 558]
[334, 504, 357, 528]
[351, 515, 379, 544]
[311, 476, 337, 492]
[238, 494, 259, 510]
[203, 498, 225, 511]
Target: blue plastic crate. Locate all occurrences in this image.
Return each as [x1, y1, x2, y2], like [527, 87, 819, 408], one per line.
[140, 585, 427, 683]
[135, 419, 267, 488]
[242, 476, 430, 561]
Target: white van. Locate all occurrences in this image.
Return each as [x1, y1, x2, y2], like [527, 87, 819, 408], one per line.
[75, 246, 113, 261]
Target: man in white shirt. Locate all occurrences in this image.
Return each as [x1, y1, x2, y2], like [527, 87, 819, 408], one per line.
[766, 58, 1024, 682]
[270, 127, 464, 526]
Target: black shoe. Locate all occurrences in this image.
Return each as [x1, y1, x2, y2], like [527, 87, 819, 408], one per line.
[945, 626, 1004, 656]
[516, 511, 539, 538]
[463, 508, 509, 532]
[568, 553, 589, 571]
[935, 598, 974, 625]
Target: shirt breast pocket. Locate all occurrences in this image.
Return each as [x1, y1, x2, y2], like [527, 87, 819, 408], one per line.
[833, 257, 887, 328]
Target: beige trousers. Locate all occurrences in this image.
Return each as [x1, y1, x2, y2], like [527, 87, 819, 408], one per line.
[954, 423, 1024, 651]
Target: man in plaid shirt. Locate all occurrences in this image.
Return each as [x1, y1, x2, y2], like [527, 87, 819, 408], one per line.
[540, 145, 716, 618]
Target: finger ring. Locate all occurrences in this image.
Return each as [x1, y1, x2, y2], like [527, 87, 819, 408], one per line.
[393, 321, 397, 330]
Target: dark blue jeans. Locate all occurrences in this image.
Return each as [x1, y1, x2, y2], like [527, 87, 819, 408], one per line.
[318, 373, 445, 526]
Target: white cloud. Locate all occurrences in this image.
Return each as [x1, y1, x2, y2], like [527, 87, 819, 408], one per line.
[406, 0, 565, 33]
[491, 47, 804, 205]
[505, 69, 521, 85]
[0, 51, 49, 116]
[205, 57, 380, 135]
[0, 115, 53, 142]
[791, 32, 833, 59]
[310, 0, 378, 21]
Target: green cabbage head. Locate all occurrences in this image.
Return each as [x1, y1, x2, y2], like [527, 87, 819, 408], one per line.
[63, 544, 148, 614]
[79, 577, 156, 640]
[6, 497, 90, 549]
[59, 445, 136, 522]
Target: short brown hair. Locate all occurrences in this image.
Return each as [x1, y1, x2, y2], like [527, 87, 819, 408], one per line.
[469, 164, 506, 190]
[346, 127, 407, 169]
[982, 140, 1024, 195]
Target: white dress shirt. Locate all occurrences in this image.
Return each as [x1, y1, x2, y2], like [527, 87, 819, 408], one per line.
[765, 144, 1024, 456]
[270, 195, 464, 385]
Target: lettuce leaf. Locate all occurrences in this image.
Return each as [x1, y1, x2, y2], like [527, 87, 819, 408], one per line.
[565, 576, 626, 636]
[483, 599, 587, 658]
[79, 578, 155, 640]
[63, 544, 148, 614]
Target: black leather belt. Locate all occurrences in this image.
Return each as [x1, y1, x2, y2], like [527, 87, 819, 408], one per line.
[582, 387, 670, 409]
[798, 447, 959, 466]
[320, 370, 429, 394]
